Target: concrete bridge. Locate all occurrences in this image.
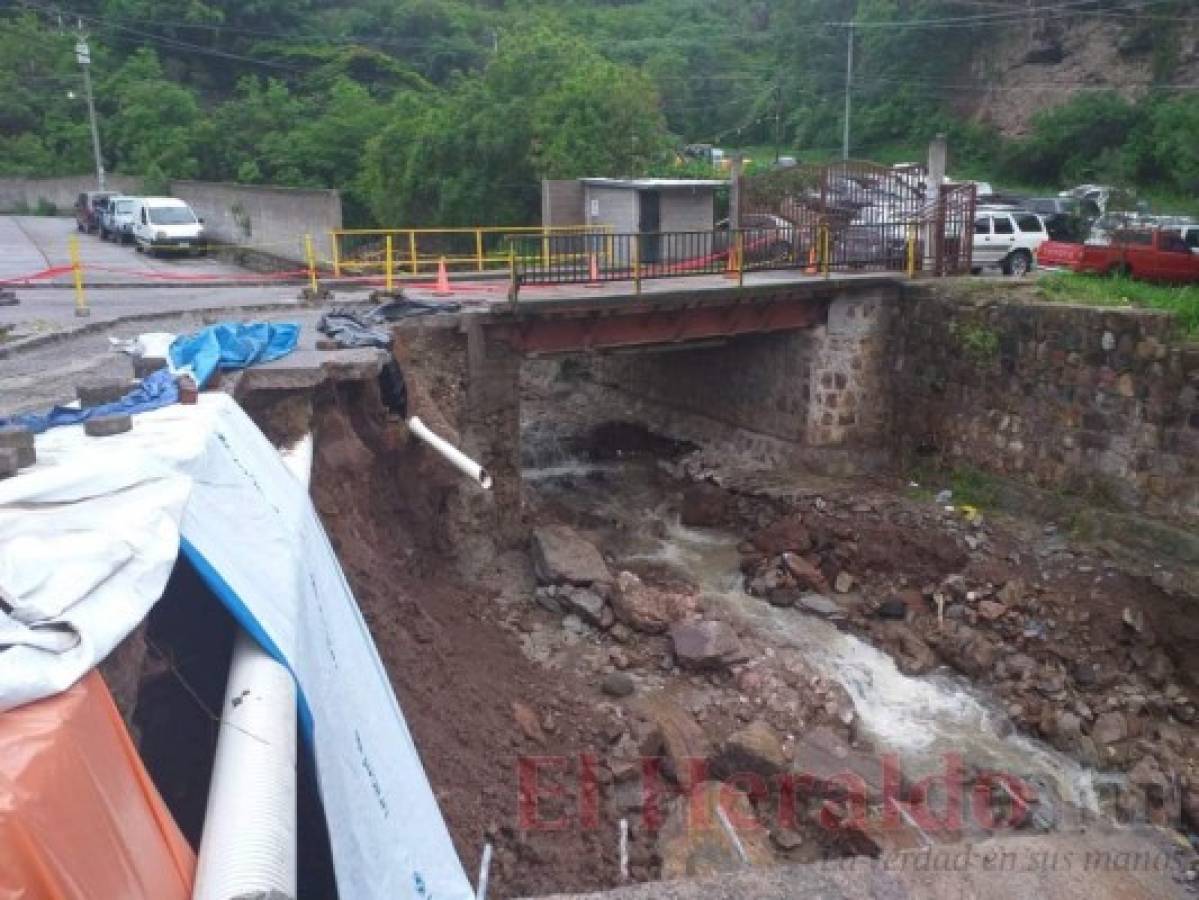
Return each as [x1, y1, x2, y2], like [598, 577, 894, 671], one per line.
[395, 271, 900, 541]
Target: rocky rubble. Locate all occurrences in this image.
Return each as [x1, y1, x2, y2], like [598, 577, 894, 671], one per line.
[725, 487, 1199, 842]
[518, 473, 1199, 883]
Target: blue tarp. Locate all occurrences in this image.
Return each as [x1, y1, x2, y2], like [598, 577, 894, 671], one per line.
[0, 369, 179, 434]
[170, 322, 300, 389]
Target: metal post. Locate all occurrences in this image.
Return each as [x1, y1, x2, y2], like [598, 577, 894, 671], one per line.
[842, 22, 854, 161]
[408, 231, 418, 275]
[507, 245, 518, 306]
[75, 35, 105, 191]
[330, 231, 341, 277]
[906, 224, 917, 278]
[476, 229, 485, 272]
[304, 234, 318, 293]
[385, 234, 394, 292]
[69, 235, 88, 317]
[736, 230, 744, 287]
[633, 236, 642, 296]
[729, 156, 743, 232]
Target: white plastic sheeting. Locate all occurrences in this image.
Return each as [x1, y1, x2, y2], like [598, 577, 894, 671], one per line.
[0, 396, 473, 900]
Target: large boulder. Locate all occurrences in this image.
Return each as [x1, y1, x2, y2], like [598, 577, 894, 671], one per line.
[657, 781, 775, 879]
[640, 700, 712, 789]
[669, 620, 747, 671]
[877, 622, 937, 676]
[610, 571, 696, 634]
[558, 586, 609, 627]
[712, 720, 788, 779]
[781, 553, 830, 593]
[792, 725, 887, 803]
[531, 525, 611, 586]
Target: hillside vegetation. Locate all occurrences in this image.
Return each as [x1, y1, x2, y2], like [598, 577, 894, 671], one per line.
[1, 0, 1196, 225]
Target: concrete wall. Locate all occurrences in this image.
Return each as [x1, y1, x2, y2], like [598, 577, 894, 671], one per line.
[171, 181, 342, 263]
[584, 185, 638, 234]
[658, 187, 715, 233]
[542, 179, 585, 228]
[891, 285, 1199, 529]
[0, 175, 343, 263]
[0, 174, 141, 212]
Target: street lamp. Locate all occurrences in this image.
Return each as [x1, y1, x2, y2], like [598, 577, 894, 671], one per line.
[75, 36, 105, 191]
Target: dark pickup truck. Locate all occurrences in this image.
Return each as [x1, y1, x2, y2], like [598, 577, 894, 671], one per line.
[1036, 229, 1199, 284]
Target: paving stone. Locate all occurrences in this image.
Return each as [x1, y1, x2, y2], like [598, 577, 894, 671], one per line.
[0, 448, 17, 479]
[84, 414, 132, 437]
[0, 425, 35, 467]
[77, 378, 130, 407]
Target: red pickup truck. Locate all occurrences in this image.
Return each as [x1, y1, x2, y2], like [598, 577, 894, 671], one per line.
[1036, 229, 1199, 284]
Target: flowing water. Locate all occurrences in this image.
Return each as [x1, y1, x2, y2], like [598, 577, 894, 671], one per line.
[526, 456, 1101, 816]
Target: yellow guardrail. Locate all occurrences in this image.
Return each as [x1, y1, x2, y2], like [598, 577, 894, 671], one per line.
[329, 225, 613, 278]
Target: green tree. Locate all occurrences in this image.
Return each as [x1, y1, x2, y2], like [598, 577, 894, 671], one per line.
[103, 48, 202, 178]
[362, 25, 668, 226]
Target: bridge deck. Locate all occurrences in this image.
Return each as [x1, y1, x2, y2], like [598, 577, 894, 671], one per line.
[403, 269, 901, 314]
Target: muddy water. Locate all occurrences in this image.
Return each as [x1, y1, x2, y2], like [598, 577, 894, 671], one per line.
[527, 458, 1100, 815]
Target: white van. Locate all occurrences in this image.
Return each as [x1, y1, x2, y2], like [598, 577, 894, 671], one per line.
[130, 197, 206, 255]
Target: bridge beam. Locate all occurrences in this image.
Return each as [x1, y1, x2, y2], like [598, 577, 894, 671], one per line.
[486, 296, 830, 355]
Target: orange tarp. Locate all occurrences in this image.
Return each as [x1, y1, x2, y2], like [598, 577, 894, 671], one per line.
[0, 671, 196, 900]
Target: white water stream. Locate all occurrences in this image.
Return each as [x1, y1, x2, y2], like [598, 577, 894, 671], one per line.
[527, 457, 1100, 816]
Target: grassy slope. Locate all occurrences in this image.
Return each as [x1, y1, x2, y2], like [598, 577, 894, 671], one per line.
[1038, 272, 1199, 334]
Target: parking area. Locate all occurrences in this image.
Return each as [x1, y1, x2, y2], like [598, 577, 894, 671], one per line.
[0, 215, 250, 286]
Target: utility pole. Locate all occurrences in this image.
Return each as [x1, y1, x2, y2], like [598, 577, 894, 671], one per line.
[75, 27, 105, 191]
[773, 83, 782, 163]
[842, 22, 854, 161]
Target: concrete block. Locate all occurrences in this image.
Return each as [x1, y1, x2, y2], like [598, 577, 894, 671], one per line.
[0, 289, 17, 307]
[77, 378, 131, 407]
[0, 448, 17, 479]
[84, 414, 132, 437]
[0, 425, 35, 467]
[133, 356, 168, 379]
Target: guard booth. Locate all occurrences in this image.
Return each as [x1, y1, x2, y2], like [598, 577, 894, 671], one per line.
[541, 177, 724, 265]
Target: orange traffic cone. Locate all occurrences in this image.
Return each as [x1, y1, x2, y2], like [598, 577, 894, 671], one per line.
[434, 256, 451, 295]
[585, 252, 603, 287]
[723, 244, 739, 280]
[804, 245, 818, 275]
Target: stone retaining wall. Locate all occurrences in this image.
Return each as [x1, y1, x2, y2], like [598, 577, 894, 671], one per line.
[891, 286, 1199, 528]
[586, 288, 897, 468]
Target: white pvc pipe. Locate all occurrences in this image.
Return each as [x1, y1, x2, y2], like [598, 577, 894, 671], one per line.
[192, 630, 297, 900]
[407, 416, 493, 490]
[193, 436, 309, 900]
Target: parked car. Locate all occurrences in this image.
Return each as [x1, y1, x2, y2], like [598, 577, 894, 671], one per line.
[1037, 229, 1199, 283]
[130, 197, 206, 255]
[972, 208, 1049, 276]
[99, 196, 137, 243]
[74, 191, 117, 234]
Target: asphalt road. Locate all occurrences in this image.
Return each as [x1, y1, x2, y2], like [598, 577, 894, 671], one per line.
[0, 215, 252, 285]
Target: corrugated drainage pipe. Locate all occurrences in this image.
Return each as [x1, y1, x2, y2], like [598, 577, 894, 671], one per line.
[192, 436, 310, 900]
[192, 631, 297, 900]
[407, 416, 493, 489]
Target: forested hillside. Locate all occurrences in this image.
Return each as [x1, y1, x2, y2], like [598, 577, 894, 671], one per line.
[1, 0, 1196, 225]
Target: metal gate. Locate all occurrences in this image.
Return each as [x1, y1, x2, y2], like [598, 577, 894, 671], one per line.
[741, 161, 974, 274]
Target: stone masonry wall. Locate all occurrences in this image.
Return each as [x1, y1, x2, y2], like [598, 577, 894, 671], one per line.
[891, 286, 1199, 528]
[584, 287, 897, 469]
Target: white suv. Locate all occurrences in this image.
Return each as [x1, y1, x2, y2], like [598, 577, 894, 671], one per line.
[1181, 224, 1199, 254]
[972, 208, 1049, 276]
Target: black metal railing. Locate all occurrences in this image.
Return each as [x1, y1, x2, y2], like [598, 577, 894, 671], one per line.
[504, 218, 933, 300]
